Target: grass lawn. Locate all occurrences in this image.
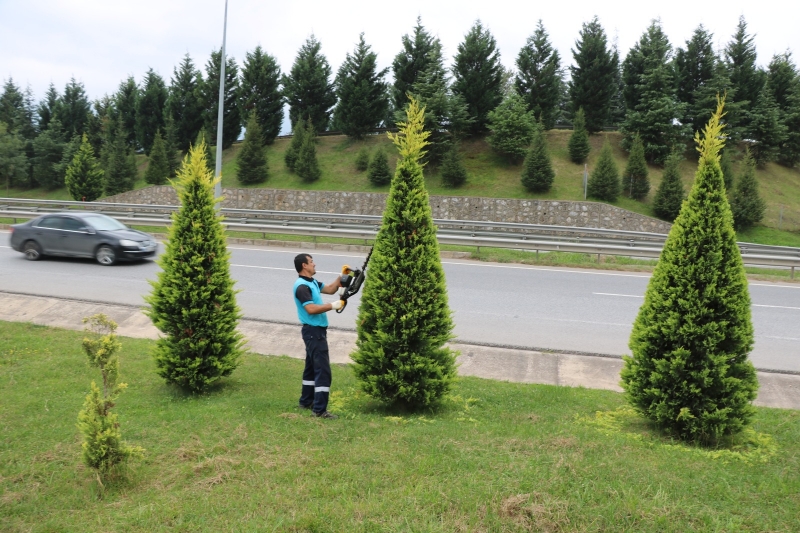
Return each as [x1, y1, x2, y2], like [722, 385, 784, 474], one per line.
[1, 321, 798, 532]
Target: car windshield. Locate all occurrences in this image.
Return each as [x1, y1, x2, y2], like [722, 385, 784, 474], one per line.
[83, 215, 127, 231]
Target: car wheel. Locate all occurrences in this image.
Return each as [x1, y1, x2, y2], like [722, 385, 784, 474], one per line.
[95, 245, 117, 266]
[23, 240, 43, 261]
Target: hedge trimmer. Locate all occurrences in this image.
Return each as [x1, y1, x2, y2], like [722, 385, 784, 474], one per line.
[335, 246, 374, 313]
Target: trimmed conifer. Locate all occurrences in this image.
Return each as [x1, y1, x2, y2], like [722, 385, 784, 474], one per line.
[652, 151, 685, 221]
[352, 97, 457, 408]
[440, 142, 468, 188]
[621, 98, 758, 443]
[237, 111, 269, 185]
[730, 148, 766, 230]
[568, 107, 591, 164]
[65, 134, 104, 201]
[144, 130, 170, 185]
[623, 134, 650, 199]
[367, 148, 391, 186]
[145, 141, 244, 392]
[284, 119, 306, 172]
[587, 141, 620, 202]
[355, 146, 370, 171]
[521, 123, 554, 192]
[294, 120, 321, 183]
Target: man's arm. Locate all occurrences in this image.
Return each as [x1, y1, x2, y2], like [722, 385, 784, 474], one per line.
[304, 302, 336, 315]
[320, 276, 343, 295]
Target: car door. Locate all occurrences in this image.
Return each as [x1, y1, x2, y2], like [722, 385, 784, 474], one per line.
[31, 216, 65, 253]
[59, 216, 96, 257]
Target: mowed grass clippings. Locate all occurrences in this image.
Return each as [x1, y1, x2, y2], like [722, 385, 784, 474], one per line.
[1, 321, 800, 532]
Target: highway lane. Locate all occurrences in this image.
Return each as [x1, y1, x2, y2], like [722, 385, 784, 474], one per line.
[1, 233, 798, 371]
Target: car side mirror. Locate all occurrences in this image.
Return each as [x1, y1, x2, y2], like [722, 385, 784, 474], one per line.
[84, 227, 96, 235]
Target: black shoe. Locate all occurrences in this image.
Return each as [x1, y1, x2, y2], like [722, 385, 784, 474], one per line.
[314, 411, 338, 419]
[298, 403, 312, 410]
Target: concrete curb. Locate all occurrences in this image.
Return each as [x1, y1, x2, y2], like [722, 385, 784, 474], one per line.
[1, 291, 798, 410]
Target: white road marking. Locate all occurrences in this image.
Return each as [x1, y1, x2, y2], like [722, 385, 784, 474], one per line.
[593, 292, 643, 298]
[228, 246, 364, 259]
[750, 283, 800, 290]
[761, 335, 800, 341]
[230, 263, 339, 275]
[753, 304, 800, 310]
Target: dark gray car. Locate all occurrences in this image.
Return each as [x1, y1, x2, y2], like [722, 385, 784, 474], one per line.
[9, 212, 157, 265]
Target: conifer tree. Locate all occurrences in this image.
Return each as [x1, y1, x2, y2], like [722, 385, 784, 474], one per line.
[521, 122, 554, 192]
[37, 83, 61, 133]
[779, 83, 800, 168]
[144, 130, 170, 185]
[725, 16, 765, 134]
[367, 148, 391, 186]
[55, 134, 82, 191]
[730, 148, 766, 230]
[720, 147, 735, 191]
[675, 25, 718, 131]
[236, 111, 269, 185]
[748, 83, 787, 166]
[568, 107, 591, 164]
[0, 122, 27, 189]
[391, 17, 436, 112]
[202, 50, 242, 150]
[621, 98, 758, 443]
[163, 113, 181, 177]
[32, 119, 66, 189]
[569, 17, 619, 133]
[194, 129, 215, 175]
[136, 69, 168, 154]
[282, 36, 336, 132]
[352, 97, 457, 408]
[587, 141, 620, 202]
[0, 79, 26, 134]
[58, 78, 92, 137]
[652, 151, 685, 221]
[486, 92, 536, 163]
[115, 76, 140, 149]
[240, 46, 283, 145]
[623, 133, 650, 199]
[166, 54, 204, 151]
[145, 141, 245, 392]
[440, 142, 468, 188]
[65, 134, 104, 201]
[767, 52, 798, 112]
[355, 146, 370, 171]
[294, 119, 321, 182]
[515, 20, 564, 129]
[284, 118, 307, 172]
[105, 119, 139, 196]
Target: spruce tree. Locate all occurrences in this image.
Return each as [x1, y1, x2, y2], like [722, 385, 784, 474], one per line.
[779, 83, 800, 168]
[284, 119, 307, 172]
[440, 142, 468, 188]
[621, 99, 758, 443]
[748, 83, 787, 166]
[294, 120, 321, 183]
[32, 119, 66, 189]
[145, 141, 245, 392]
[166, 54, 204, 151]
[55, 134, 82, 191]
[333, 33, 390, 139]
[0, 122, 27, 189]
[58, 78, 92, 137]
[623, 133, 650, 199]
[236, 111, 269, 185]
[65, 134, 104, 201]
[355, 146, 370, 171]
[282, 36, 337, 133]
[240, 46, 283, 145]
[675, 25, 718, 132]
[0, 79, 25, 134]
[725, 16, 765, 130]
[486, 92, 536, 163]
[136, 69, 168, 154]
[392, 17, 436, 113]
[144, 130, 170, 185]
[652, 151, 685, 221]
[367, 148, 391, 186]
[587, 141, 620, 202]
[569, 17, 619, 133]
[37, 83, 61, 133]
[568, 107, 591, 164]
[720, 147, 735, 192]
[115, 76, 139, 149]
[730, 148, 766, 230]
[202, 50, 242, 150]
[163, 113, 181, 177]
[521, 123, 554, 192]
[352, 97, 457, 408]
[194, 129, 215, 175]
[515, 20, 564, 129]
[105, 118, 139, 196]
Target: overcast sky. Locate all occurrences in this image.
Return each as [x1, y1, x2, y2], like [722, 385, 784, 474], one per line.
[2, 0, 798, 127]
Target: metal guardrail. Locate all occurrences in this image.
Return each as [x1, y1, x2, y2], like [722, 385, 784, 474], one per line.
[1, 198, 798, 276]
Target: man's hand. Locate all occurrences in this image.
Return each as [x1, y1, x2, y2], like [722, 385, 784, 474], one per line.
[331, 300, 345, 311]
[341, 265, 352, 275]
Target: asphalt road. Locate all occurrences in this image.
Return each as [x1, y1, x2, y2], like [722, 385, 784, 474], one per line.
[2, 233, 799, 371]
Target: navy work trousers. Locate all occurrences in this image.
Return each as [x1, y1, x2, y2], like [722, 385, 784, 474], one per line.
[299, 325, 332, 414]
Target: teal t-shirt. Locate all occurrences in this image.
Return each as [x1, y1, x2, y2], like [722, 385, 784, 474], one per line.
[293, 276, 328, 327]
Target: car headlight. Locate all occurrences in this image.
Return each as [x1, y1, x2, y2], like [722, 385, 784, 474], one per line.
[119, 239, 139, 247]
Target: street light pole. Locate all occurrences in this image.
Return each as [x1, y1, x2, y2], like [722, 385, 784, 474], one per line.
[214, 0, 229, 205]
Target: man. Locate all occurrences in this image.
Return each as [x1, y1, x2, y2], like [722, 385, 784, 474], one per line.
[293, 253, 348, 419]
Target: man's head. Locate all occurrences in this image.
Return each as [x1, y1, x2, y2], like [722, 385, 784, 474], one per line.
[294, 253, 315, 276]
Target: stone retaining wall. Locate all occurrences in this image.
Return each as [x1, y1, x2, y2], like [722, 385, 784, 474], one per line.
[106, 186, 671, 233]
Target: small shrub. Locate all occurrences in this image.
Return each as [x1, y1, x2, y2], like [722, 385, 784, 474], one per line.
[521, 123, 554, 193]
[355, 146, 370, 172]
[652, 151, 685, 221]
[367, 149, 391, 186]
[587, 141, 620, 202]
[440, 142, 468, 188]
[568, 107, 591, 164]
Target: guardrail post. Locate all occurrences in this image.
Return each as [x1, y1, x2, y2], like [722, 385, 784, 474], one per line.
[792, 266, 796, 280]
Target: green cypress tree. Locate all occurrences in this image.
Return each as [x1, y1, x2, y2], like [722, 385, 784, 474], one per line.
[568, 107, 591, 164]
[521, 123, 554, 192]
[569, 17, 619, 133]
[367, 148, 391, 186]
[145, 140, 244, 392]
[166, 54, 204, 151]
[719, 147, 735, 192]
[240, 46, 284, 145]
[623, 133, 650, 199]
[621, 98, 758, 443]
[587, 141, 620, 202]
[652, 151, 685, 221]
[486, 92, 536, 163]
[236, 111, 269, 185]
[144, 130, 170, 185]
[282, 36, 337, 132]
[284, 118, 307, 172]
[294, 120, 321, 183]
[352, 97, 457, 408]
[355, 146, 370, 171]
[136, 69, 168, 154]
[202, 50, 242, 149]
[515, 20, 564, 129]
[440, 142, 468, 188]
[65, 134, 104, 201]
[730, 148, 766, 230]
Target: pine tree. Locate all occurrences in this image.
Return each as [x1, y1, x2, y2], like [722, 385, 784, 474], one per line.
[569, 17, 619, 133]
[623, 133, 650, 199]
[0, 122, 27, 189]
[515, 20, 564, 129]
[367, 148, 391, 186]
[37, 83, 61, 133]
[0, 79, 25, 133]
[720, 147, 735, 192]
[284, 119, 307, 172]
[440, 142, 468, 188]
[779, 83, 800, 167]
[766, 52, 797, 112]
[282, 36, 337, 133]
[65, 134, 104, 201]
[587, 141, 620, 202]
[240, 46, 284, 145]
[144, 130, 170, 185]
[748, 83, 787, 166]
[568, 107, 591, 164]
[115, 76, 139, 149]
[486, 92, 536, 163]
[236, 111, 269, 185]
[725, 16, 766, 137]
[58, 77, 92, 137]
[451, 20, 504, 135]
[675, 25, 718, 132]
[352, 97, 457, 408]
[392, 17, 436, 113]
[166, 54, 204, 151]
[294, 119, 321, 183]
[355, 146, 370, 171]
[145, 141, 245, 392]
[333, 33, 390, 139]
[653, 151, 685, 221]
[136, 69, 168, 154]
[621, 98, 758, 443]
[202, 50, 242, 149]
[730, 148, 767, 230]
[32, 119, 66, 189]
[105, 118, 139, 196]
[521, 122, 554, 192]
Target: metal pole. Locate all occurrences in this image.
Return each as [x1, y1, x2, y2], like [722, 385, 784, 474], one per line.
[583, 164, 588, 200]
[214, 0, 229, 206]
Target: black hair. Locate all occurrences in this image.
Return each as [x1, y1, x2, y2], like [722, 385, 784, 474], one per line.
[294, 253, 312, 273]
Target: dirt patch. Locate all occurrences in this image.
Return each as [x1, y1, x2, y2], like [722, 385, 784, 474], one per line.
[499, 492, 571, 532]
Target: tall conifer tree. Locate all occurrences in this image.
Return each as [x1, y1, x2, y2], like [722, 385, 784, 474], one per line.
[725, 16, 765, 137]
[136, 69, 168, 154]
[115, 76, 139, 149]
[37, 83, 61, 133]
[58, 78, 92, 137]
[514, 21, 564, 130]
[32, 119, 66, 189]
[749, 83, 787, 166]
[391, 17, 436, 113]
[240, 46, 283, 145]
[282, 36, 336, 132]
[202, 50, 242, 149]
[166, 54, 204, 151]
[569, 17, 618, 133]
[144, 130, 170, 186]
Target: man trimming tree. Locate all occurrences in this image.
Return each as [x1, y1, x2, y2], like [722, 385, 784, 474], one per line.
[293, 253, 347, 419]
